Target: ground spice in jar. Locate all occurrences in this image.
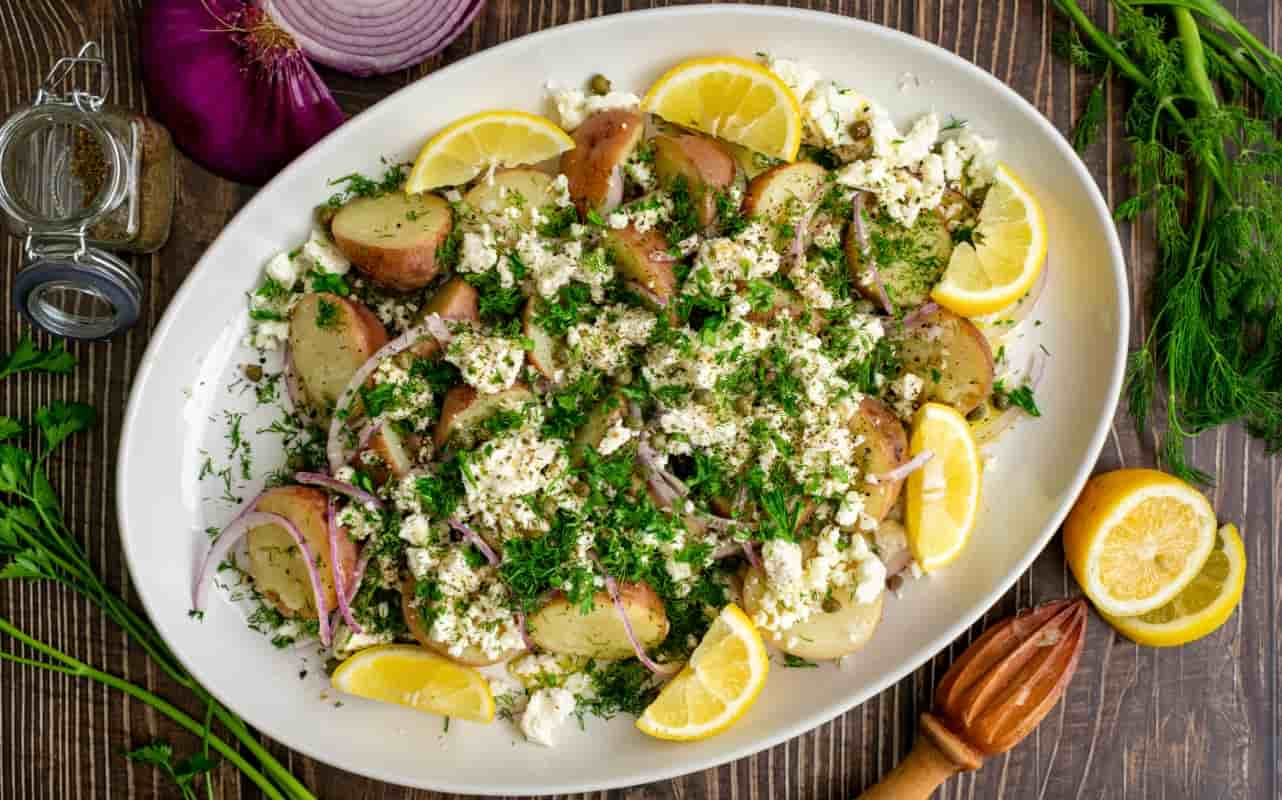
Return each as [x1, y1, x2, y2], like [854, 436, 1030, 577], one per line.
[70, 126, 106, 203]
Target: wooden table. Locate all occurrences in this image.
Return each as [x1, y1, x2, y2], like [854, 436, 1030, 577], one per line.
[1, 1, 1278, 798]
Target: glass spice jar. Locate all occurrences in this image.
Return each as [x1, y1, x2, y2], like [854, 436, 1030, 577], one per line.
[0, 42, 175, 340]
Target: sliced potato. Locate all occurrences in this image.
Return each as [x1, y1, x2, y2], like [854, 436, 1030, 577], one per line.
[894, 307, 994, 414]
[527, 583, 669, 659]
[410, 277, 479, 358]
[571, 393, 626, 465]
[247, 486, 355, 619]
[741, 565, 884, 660]
[522, 299, 562, 380]
[652, 133, 736, 226]
[849, 397, 909, 522]
[361, 424, 415, 486]
[741, 161, 828, 223]
[434, 383, 535, 449]
[846, 209, 953, 310]
[289, 293, 389, 414]
[332, 192, 453, 291]
[463, 168, 555, 228]
[401, 577, 524, 667]
[606, 224, 676, 306]
[559, 110, 645, 215]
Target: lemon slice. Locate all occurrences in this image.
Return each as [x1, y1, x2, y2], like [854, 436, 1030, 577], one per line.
[932, 164, 1047, 317]
[641, 56, 803, 161]
[331, 644, 495, 722]
[636, 604, 768, 741]
[1103, 523, 1245, 647]
[405, 110, 575, 193]
[1062, 468, 1217, 617]
[905, 403, 982, 572]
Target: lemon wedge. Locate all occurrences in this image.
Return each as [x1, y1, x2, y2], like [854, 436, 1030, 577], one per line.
[405, 110, 575, 193]
[330, 644, 495, 722]
[932, 164, 1047, 317]
[1063, 468, 1218, 617]
[905, 403, 982, 572]
[1103, 523, 1245, 647]
[641, 56, 803, 161]
[636, 604, 768, 741]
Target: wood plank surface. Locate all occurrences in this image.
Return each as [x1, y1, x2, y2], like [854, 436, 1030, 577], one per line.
[0, 1, 1278, 798]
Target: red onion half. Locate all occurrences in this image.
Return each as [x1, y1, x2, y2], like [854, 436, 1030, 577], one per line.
[142, 0, 346, 185]
[264, 0, 485, 77]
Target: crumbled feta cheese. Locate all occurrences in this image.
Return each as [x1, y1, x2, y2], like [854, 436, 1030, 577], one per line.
[835, 491, 866, 528]
[446, 329, 525, 394]
[521, 687, 576, 746]
[405, 546, 437, 579]
[548, 84, 642, 130]
[752, 527, 886, 635]
[853, 556, 887, 604]
[566, 304, 655, 375]
[245, 320, 289, 350]
[765, 56, 822, 103]
[597, 418, 636, 456]
[301, 229, 350, 275]
[459, 227, 500, 277]
[331, 624, 394, 659]
[400, 513, 432, 546]
[691, 222, 782, 296]
[459, 427, 568, 533]
[890, 372, 925, 418]
[763, 540, 804, 586]
[802, 82, 871, 149]
[264, 252, 299, 288]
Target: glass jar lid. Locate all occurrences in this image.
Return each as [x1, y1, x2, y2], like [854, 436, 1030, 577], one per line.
[12, 239, 142, 340]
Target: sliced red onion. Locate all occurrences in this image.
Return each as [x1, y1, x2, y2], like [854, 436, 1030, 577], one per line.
[975, 352, 1048, 445]
[355, 417, 384, 453]
[327, 314, 451, 473]
[901, 302, 941, 328]
[263, 0, 484, 77]
[515, 610, 536, 652]
[448, 518, 499, 566]
[882, 547, 914, 577]
[623, 280, 668, 309]
[742, 540, 762, 569]
[877, 449, 934, 483]
[646, 475, 681, 509]
[698, 513, 736, 532]
[328, 495, 362, 634]
[851, 193, 893, 313]
[789, 201, 821, 270]
[192, 510, 332, 646]
[711, 542, 740, 560]
[603, 166, 625, 212]
[589, 553, 680, 677]
[346, 550, 371, 605]
[294, 471, 384, 510]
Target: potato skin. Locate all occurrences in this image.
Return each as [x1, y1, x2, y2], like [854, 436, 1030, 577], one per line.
[740, 565, 884, 660]
[560, 109, 645, 216]
[850, 397, 909, 522]
[289, 293, 389, 414]
[522, 299, 561, 379]
[527, 583, 669, 659]
[361, 424, 416, 486]
[400, 577, 524, 667]
[741, 161, 828, 222]
[606, 224, 677, 306]
[895, 307, 994, 414]
[410, 277, 479, 358]
[332, 192, 453, 291]
[434, 383, 535, 449]
[653, 133, 736, 226]
[247, 486, 356, 619]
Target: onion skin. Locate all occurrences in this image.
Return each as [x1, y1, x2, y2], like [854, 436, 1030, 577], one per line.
[142, 0, 346, 185]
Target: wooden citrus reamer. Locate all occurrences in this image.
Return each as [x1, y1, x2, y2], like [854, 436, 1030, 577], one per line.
[859, 598, 1088, 799]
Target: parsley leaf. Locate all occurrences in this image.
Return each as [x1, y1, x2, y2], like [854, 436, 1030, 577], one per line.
[0, 335, 76, 380]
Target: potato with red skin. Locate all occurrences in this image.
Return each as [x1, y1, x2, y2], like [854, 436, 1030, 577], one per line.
[332, 191, 452, 291]
[605, 223, 677, 307]
[741, 160, 827, 222]
[464, 168, 556, 228]
[846, 209, 952, 309]
[522, 299, 561, 380]
[894, 307, 994, 415]
[410, 277, 479, 358]
[434, 383, 536, 449]
[653, 133, 736, 226]
[559, 110, 645, 216]
[360, 425, 416, 486]
[246, 486, 356, 620]
[401, 577, 525, 667]
[527, 583, 669, 659]
[850, 397, 909, 522]
[289, 293, 388, 414]
[740, 565, 884, 660]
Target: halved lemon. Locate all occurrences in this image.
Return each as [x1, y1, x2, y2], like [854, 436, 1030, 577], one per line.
[636, 604, 768, 741]
[405, 110, 575, 193]
[905, 403, 982, 572]
[1063, 469, 1217, 618]
[932, 164, 1047, 317]
[641, 57, 803, 161]
[1103, 523, 1245, 647]
[331, 644, 494, 722]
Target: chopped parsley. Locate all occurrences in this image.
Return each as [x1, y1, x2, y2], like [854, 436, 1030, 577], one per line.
[315, 299, 340, 330]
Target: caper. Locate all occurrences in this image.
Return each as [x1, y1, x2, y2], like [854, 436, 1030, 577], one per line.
[615, 366, 634, 385]
[849, 120, 871, 140]
[589, 74, 613, 95]
[966, 404, 988, 422]
[242, 363, 263, 382]
[821, 596, 842, 613]
[992, 392, 1012, 411]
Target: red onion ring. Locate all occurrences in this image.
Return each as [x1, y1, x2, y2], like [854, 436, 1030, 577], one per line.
[742, 540, 762, 569]
[294, 471, 384, 509]
[192, 509, 332, 646]
[876, 449, 934, 483]
[355, 417, 385, 454]
[851, 193, 893, 313]
[901, 302, 941, 328]
[515, 610, 536, 652]
[346, 550, 371, 605]
[789, 200, 821, 270]
[327, 314, 452, 473]
[588, 552, 680, 677]
[882, 547, 914, 578]
[328, 495, 363, 634]
[448, 518, 500, 566]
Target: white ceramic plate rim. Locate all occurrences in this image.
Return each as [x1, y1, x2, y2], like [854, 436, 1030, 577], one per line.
[118, 5, 1128, 794]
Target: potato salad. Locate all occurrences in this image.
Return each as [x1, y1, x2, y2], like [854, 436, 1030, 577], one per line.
[198, 53, 1046, 748]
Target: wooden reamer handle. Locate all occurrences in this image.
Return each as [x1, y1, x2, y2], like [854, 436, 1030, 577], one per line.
[856, 714, 983, 800]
